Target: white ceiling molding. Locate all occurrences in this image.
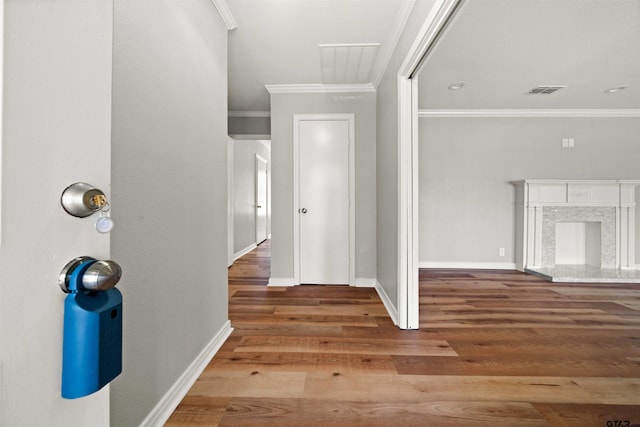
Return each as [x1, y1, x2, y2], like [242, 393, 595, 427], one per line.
[229, 134, 271, 140]
[265, 83, 376, 94]
[229, 111, 270, 118]
[211, 0, 237, 30]
[370, 0, 416, 87]
[418, 109, 640, 118]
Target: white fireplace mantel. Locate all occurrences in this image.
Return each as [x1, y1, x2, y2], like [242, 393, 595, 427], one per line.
[512, 179, 640, 271]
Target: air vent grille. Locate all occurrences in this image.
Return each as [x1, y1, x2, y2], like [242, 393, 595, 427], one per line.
[527, 85, 567, 95]
[320, 43, 380, 84]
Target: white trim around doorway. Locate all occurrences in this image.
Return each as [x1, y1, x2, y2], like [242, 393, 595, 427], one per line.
[292, 114, 356, 286]
[396, 0, 465, 329]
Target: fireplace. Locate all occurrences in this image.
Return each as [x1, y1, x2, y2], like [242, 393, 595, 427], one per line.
[513, 180, 640, 280]
[542, 206, 615, 268]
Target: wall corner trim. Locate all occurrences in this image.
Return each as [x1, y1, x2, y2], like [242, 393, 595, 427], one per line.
[418, 109, 640, 118]
[375, 280, 399, 326]
[265, 83, 376, 94]
[211, 0, 237, 30]
[139, 321, 233, 427]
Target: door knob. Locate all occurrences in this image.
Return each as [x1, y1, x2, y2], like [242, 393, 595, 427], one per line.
[301, 208, 307, 214]
[59, 257, 122, 293]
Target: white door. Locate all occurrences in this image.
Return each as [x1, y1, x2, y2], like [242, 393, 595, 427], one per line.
[298, 119, 350, 284]
[255, 154, 268, 244]
[0, 1, 113, 425]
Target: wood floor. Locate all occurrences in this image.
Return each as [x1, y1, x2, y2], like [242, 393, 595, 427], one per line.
[166, 241, 640, 426]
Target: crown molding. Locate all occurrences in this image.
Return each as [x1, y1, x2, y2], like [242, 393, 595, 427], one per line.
[211, 0, 237, 31]
[228, 111, 271, 118]
[371, 0, 415, 87]
[418, 109, 640, 118]
[229, 134, 271, 140]
[265, 83, 376, 94]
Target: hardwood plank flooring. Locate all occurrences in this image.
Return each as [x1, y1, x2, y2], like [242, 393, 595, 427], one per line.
[166, 242, 640, 426]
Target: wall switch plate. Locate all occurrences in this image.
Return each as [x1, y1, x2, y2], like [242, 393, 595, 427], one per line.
[562, 138, 568, 148]
[568, 138, 575, 148]
[499, 247, 505, 256]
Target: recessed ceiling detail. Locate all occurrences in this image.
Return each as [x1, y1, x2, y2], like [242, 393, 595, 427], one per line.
[526, 85, 568, 95]
[320, 43, 380, 84]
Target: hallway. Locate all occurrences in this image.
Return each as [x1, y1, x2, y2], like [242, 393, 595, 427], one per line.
[167, 242, 640, 426]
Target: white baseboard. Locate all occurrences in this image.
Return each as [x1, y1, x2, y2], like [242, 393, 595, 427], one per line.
[267, 277, 297, 287]
[139, 320, 233, 427]
[233, 243, 257, 262]
[352, 278, 376, 288]
[419, 261, 517, 270]
[374, 280, 398, 326]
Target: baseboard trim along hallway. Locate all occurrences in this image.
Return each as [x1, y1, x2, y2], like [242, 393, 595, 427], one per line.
[139, 321, 234, 427]
[234, 243, 257, 262]
[419, 261, 517, 270]
[375, 279, 399, 326]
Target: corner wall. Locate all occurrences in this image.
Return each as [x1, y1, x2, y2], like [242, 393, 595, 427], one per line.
[376, 0, 437, 308]
[419, 117, 640, 267]
[111, 1, 229, 425]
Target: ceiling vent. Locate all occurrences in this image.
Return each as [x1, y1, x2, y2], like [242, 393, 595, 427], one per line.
[526, 85, 568, 95]
[320, 43, 380, 84]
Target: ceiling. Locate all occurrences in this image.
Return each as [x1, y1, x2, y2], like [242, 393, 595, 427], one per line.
[226, 0, 409, 113]
[418, 0, 640, 110]
[226, 0, 640, 114]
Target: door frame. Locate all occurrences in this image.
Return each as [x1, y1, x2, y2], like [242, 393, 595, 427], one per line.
[255, 153, 268, 244]
[293, 114, 355, 286]
[397, 0, 464, 329]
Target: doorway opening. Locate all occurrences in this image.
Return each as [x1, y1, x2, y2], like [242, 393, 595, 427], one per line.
[228, 137, 272, 267]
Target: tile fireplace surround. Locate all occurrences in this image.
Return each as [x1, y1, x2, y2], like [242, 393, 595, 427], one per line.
[513, 180, 640, 282]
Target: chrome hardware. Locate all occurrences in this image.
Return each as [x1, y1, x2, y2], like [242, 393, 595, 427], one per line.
[59, 257, 94, 293]
[59, 257, 122, 293]
[61, 183, 108, 218]
[301, 208, 307, 214]
[82, 260, 122, 291]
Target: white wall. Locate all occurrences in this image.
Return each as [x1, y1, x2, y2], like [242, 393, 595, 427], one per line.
[110, 1, 229, 425]
[419, 117, 640, 267]
[1, 1, 113, 425]
[233, 139, 271, 255]
[270, 92, 377, 282]
[376, 0, 437, 305]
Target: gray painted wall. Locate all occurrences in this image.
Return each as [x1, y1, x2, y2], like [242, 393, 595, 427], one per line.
[270, 92, 377, 281]
[234, 139, 271, 253]
[111, 1, 229, 425]
[229, 116, 271, 136]
[376, 0, 437, 306]
[419, 117, 640, 266]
